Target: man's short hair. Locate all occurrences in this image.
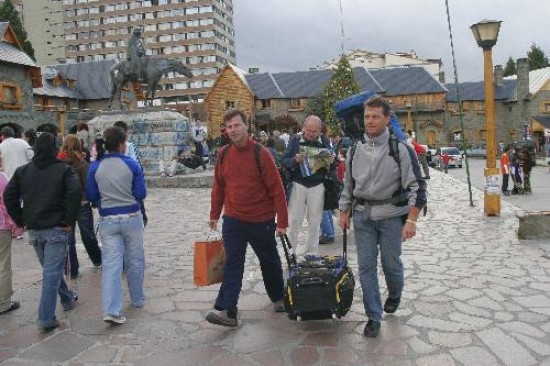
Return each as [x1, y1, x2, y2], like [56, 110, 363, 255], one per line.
[113, 120, 129, 133]
[364, 96, 392, 117]
[104, 127, 126, 152]
[223, 109, 247, 125]
[1, 126, 14, 138]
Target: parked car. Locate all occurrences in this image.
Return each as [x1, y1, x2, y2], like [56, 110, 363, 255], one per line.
[466, 144, 487, 158]
[439, 146, 463, 168]
[511, 140, 536, 166]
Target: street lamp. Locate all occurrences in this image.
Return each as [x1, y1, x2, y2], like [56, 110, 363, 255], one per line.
[471, 19, 502, 216]
[405, 100, 413, 138]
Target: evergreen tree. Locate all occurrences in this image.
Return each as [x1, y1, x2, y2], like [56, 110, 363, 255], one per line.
[527, 43, 549, 71]
[314, 57, 361, 133]
[503, 57, 517, 76]
[0, 0, 35, 61]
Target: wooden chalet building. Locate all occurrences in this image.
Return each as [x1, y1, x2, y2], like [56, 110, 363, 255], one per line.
[0, 21, 44, 135]
[206, 64, 448, 146]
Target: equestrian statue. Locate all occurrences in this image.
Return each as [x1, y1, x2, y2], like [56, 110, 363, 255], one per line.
[108, 28, 193, 110]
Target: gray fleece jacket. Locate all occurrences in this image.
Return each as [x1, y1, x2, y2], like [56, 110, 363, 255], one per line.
[339, 128, 427, 221]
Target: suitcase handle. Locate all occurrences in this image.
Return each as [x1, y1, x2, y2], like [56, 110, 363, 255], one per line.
[279, 234, 297, 267]
[343, 228, 347, 264]
[299, 277, 325, 286]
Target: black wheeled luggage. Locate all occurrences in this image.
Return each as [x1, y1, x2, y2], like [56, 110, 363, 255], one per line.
[279, 232, 354, 321]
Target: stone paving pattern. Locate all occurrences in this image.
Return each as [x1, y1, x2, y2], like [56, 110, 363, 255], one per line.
[1, 169, 550, 365]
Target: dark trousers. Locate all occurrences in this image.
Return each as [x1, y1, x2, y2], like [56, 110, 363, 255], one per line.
[502, 174, 509, 193]
[67, 204, 102, 276]
[214, 216, 284, 313]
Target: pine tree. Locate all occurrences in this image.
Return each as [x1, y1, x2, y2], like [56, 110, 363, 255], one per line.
[527, 43, 549, 71]
[310, 57, 361, 133]
[0, 0, 35, 61]
[503, 57, 517, 76]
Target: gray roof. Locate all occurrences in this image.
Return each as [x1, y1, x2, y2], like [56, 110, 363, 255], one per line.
[243, 66, 446, 99]
[445, 79, 516, 102]
[0, 40, 36, 68]
[51, 60, 116, 100]
[34, 67, 77, 98]
[369, 67, 448, 96]
[245, 67, 386, 99]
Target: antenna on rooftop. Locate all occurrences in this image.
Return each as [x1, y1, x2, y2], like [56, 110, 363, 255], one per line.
[338, 0, 345, 56]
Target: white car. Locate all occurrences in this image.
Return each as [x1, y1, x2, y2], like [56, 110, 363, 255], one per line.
[440, 146, 463, 168]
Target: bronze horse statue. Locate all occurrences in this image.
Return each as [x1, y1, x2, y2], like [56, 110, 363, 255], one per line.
[108, 57, 193, 110]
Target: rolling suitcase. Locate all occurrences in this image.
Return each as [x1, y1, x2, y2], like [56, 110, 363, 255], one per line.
[279, 231, 354, 321]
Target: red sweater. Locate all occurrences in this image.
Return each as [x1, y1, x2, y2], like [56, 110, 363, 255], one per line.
[210, 138, 288, 228]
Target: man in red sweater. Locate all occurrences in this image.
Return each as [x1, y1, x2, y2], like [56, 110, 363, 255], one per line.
[207, 109, 288, 327]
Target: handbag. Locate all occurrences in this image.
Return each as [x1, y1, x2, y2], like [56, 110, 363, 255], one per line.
[193, 231, 226, 286]
[323, 171, 341, 211]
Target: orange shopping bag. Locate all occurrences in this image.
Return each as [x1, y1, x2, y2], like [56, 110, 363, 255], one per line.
[193, 232, 226, 286]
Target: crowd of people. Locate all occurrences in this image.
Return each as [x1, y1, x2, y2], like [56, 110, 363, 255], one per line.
[0, 122, 146, 330]
[206, 97, 427, 338]
[0, 96, 428, 339]
[501, 145, 533, 195]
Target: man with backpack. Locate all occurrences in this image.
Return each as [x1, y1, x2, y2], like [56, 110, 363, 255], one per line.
[207, 109, 288, 327]
[339, 96, 427, 338]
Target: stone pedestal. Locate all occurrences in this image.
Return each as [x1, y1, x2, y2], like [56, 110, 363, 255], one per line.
[86, 109, 193, 175]
[517, 211, 550, 239]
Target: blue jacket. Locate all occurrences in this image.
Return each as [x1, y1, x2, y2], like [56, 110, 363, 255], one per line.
[86, 153, 146, 216]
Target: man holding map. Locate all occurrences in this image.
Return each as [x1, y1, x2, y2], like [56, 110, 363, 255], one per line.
[283, 116, 333, 255]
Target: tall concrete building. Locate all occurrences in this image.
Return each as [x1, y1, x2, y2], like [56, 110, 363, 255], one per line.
[12, 0, 236, 106]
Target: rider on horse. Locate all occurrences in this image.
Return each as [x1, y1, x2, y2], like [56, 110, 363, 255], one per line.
[127, 28, 146, 81]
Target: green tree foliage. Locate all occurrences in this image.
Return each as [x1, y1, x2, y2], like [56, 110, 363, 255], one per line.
[306, 57, 361, 133]
[527, 43, 549, 71]
[0, 0, 35, 61]
[503, 57, 517, 76]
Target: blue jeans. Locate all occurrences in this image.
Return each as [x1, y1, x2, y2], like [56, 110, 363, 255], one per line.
[67, 204, 102, 276]
[215, 216, 284, 313]
[99, 213, 145, 316]
[29, 228, 76, 328]
[320, 210, 335, 239]
[352, 213, 404, 322]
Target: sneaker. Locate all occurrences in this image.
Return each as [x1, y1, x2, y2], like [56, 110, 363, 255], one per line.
[363, 319, 381, 338]
[40, 319, 59, 332]
[205, 310, 238, 327]
[384, 296, 401, 313]
[103, 314, 126, 325]
[273, 299, 285, 313]
[62, 294, 78, 311]
[319, 236, 335, 244]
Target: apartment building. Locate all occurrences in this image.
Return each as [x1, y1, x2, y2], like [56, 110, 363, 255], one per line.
[11, 0, 236, 106]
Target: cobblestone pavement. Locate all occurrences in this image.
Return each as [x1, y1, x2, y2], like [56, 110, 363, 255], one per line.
[1, 169, 550, 365]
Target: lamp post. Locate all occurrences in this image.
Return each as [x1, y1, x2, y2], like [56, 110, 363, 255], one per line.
[471, 19, 502, 216]
[405, 99, 413, 138]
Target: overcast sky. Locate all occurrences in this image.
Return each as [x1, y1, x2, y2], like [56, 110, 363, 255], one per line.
[233, 0, 550, 83]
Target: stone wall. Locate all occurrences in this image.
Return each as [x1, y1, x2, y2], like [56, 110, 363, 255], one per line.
[86, 109, 193, 175]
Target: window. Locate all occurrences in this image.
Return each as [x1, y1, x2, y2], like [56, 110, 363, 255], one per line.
[540, 102, 550, 113]
[261, 99, 271, 109]
[225, 101, 235, 109]
[290, 99, 302, 108]
[0, 83, 21, 110]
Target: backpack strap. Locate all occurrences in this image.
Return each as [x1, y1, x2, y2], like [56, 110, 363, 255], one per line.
[348, 131, 406, 208]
